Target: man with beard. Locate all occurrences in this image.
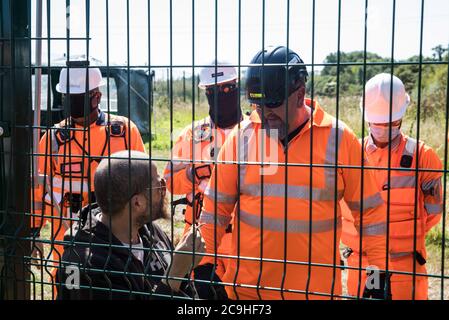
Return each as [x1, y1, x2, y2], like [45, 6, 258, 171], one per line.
[164, 61, 244, 298]
[56, 150, 205, 300]
[198, 46, 390, 299]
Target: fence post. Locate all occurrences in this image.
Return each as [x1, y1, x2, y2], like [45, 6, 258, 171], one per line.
[0, 0, 32, 300]
[166, 68, 169, 101]
[197, 74, 200, 105]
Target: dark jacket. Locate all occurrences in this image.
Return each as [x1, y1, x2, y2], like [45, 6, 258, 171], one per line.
[56, 204, 186, 300]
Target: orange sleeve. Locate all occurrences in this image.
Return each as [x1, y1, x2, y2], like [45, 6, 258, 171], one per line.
[199, 130, 238, 266]
[129, 120, 146, 152]
[163, 126, 198, 196]
[341, 129, 388, 270]
[419, 145, 443, 233]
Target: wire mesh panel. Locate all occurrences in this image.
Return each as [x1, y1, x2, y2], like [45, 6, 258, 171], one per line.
[0, 0, 448, 301]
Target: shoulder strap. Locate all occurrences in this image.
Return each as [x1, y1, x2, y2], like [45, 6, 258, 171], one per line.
[98, 114, 129, 158]
[52, 119, 74, 148]
[400, 137, 417, 168]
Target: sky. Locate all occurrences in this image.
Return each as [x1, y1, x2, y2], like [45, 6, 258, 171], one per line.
[31, 0, 449, 79]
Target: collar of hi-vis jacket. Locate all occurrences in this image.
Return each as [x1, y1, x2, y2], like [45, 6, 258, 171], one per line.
[203, 115, 248, 131]
[248, 98, 334, 130]
[191, 115, 248, 140]
[365, 131, 403, 155]
[58, 108, 107, 129]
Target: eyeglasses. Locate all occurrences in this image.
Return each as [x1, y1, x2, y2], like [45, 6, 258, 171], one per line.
[147, 178, 166, 194]
[205, 82, 237, 95]
[127, 178, 167, 202]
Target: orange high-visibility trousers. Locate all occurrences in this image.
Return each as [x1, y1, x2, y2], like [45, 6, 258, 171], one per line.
[347, 251, 428, 300]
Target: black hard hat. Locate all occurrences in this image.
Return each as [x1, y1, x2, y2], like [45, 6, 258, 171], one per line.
[246, 46, 308, 108]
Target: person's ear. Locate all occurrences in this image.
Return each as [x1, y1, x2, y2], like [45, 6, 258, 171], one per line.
[296, 85, 305, 107]
[131, 193, 146, 213]
[160, 179, 167, 198]
[298, 85, 305, 97]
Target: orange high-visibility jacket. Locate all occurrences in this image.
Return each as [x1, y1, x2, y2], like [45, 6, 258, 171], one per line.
[199, 99, 388, 300]
[32, 110, 145, 256]
[163, 116, 240, 228]
[342, 133, 443, 259]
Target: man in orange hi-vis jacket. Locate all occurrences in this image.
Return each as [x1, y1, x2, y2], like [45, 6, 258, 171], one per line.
[197, 46, 390, 300]
[164, 61, 244, 298]
[31, 62, 145, 279]
[342, 73, 443, 300]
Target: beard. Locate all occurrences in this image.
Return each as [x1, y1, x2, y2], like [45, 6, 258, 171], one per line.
[152, 196, 170, 221]
[264, 115, 287, 140]
[135, 196, 170, 228]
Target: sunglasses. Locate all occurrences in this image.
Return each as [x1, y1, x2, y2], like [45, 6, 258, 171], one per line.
[205, 82, 237, 95]
[259, 80, 303, 109]
[263, 101, 284, 109]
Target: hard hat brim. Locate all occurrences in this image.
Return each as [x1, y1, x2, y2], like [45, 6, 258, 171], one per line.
[198, 78, 238, 89]
[56, 79, 106, 94]
[361, 93, 410, 123]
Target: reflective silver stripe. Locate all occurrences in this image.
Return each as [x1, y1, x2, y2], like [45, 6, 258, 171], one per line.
[166, 161, 190, 174]
[424, 203, 443, 214]
[384, 175, 417, 189]
[53, 177, 90, 193]
[238, 120, 253, 189]
[325, 119, 345, 164]
[186, 165, 194, 182]
[44, 191, 62, 204]
[403, 137, 417, 157]
[204, 187, 237, 204]
[390, 251, 413, 259]
[199, 210, 232, 227]
[238, 120, 345, 202]
[346, 192, 384, 212]
[323, 119, 345, 187]
[163, 172, 172, 180]
[358, 222, 386, 236]
[239, 209, 341, 233]
[164, 165, 193, 182]
[50, 127, 60, 153]
[421, 178, 441, 192]
[240, 183, 343, 201]
[33, 201, 43, 210]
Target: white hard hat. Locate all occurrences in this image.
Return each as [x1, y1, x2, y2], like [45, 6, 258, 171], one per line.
[198, 61, 237, 88]
[56, 67, 105, 94]
[361, 73, 410, 123]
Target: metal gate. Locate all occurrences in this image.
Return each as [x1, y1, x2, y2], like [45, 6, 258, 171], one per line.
[0, 0, 448, 300]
